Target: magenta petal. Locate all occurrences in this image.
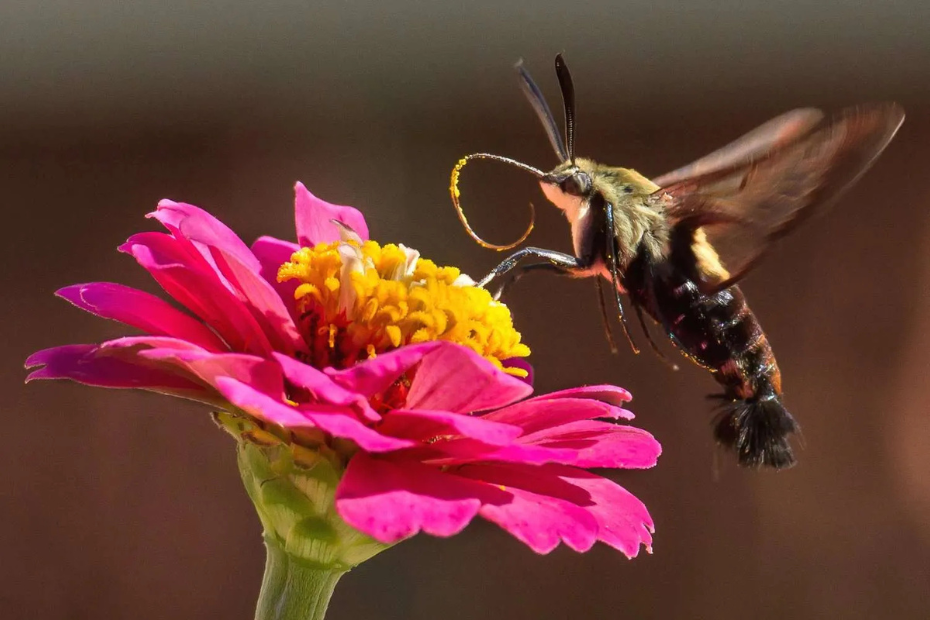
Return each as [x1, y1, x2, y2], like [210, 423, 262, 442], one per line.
[461, 463, 654, 557]
[213, 376, 317, 428]
[98, 335, 209, 354]
[483, 397, 633, 434]
[148, 199, 261, 272]
[297, 406, 413, 452]
[335, 453, 506, 543]
[251, 236, 301, 316]
[191, 361, 408, 451]
[406, 438, 578, 466]
[537, 385, 632, 406]
[131, 349, 401, 450]
[477, 482, 598, 554]
[553, 466, 655, 556]
[324, 342, 443, 398]
[56, 282, 226, 352]
[130, 347, 281, 392]
[120, 232, 273, 355]
[95, 336, 248, 396]
[457, 463, 598, 553]
[294, 182, 369, 246]
[377, 409, 522, 445]
[209, 247, 305, 355]
[520, 421, 662, 469]
[405, 343, 533, 413]
[272, 353, 380, 422]
[24, 344, 212, 401]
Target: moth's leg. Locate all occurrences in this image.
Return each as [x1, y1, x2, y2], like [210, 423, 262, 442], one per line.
[634, 303, 680, 371]
[477, 247, 587, 292]
[480, 192, 604, 293]
[490, 261, 642, 364]
[602, 200, 640, 355]
[490, 262, 572, 300]
[595, 277, 620, 354]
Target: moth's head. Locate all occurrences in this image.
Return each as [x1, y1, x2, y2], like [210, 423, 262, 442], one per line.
[448, 54, 592, 249]
[540, 162, 659, 214]
[539, 159, 597, 213]
[541, 159, 595, 194]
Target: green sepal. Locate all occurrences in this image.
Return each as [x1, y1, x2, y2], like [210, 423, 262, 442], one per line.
[214, 410, 392, 570]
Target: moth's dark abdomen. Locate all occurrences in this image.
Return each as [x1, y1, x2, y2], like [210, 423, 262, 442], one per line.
[622, 243, 799, 469]
[623, 252, 780, 400]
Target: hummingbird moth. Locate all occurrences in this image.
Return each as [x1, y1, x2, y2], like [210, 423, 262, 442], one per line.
[450, 54, 904, 469]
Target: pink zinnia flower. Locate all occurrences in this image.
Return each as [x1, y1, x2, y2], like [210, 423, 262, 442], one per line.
[26, 182, 661, 558]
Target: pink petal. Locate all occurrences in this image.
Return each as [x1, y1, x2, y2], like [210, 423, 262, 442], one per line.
[324, 342, 443, 398]
[209, 247, 305, 356]
[251, 236, 301, 318]
[376, 409, 522, 445]
[119, 232, 273, 355]
[297, 405, 413, 452]
[210, 371, 410, 452]
[213, 376, 317, 428]
[460, 463, 655, 557]
[95, 336, 260, 397]
[294, 182, 369, 246]
[24, 344, 214, 403]
[335, 453, 507, 543]
[148, 199, 261, 272]
[272, 353, 380, 422]
[554, 466, 655, 556]
[128, 346, 281, 393]
[456, 463, 599, 553]
[98, 335, 208, 353]
[520, 421, 662, 469]
[476, 481, 598, 554]
[56, 282, 226, 352]
[538, 385, 632, 406]
[404, 438, 577, 466]
[125, 345, 405, 454]
[405, 343, 533, 413]
[483, 397, 633, 434]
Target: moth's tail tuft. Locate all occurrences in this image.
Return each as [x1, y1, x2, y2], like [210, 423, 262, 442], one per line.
[713, 395, 799, 470]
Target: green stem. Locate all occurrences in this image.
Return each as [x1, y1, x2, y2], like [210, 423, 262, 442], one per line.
[255, 536, 346, 620]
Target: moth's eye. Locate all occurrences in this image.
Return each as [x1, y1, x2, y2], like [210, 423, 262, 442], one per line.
[560, 172, 591, 196]
[623, 185, 634, 194]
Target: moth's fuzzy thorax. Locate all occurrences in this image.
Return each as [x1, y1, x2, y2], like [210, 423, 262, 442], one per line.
[540, 158, 670, 267]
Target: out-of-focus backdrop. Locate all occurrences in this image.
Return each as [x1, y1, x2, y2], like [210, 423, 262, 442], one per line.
[4, 2, 930, 618]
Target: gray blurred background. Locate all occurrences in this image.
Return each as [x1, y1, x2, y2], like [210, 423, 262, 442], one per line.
[4, 1, 930, 618]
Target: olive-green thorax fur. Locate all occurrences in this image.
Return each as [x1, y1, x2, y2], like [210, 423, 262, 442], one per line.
[539, 158, 669, 269]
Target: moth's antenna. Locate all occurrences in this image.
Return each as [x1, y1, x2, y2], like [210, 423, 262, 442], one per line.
[450, 153, 544, 251]
[515, 59, 569, 162]
[554, 54, 576, 164]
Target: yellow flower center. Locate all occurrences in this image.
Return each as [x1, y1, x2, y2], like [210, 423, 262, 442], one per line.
[277, 238, 530, 377]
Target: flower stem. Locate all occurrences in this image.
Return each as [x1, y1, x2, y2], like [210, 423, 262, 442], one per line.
[255, 536, 345, 620]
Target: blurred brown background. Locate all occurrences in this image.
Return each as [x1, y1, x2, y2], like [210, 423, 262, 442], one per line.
[4, 2, 930, 618]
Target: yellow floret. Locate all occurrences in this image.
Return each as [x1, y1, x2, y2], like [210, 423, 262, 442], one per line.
[277, 240, 530, 376]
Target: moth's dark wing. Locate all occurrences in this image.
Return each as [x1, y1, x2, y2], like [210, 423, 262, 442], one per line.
[652, 103, 905, 294]
[652, 108, 825, 187]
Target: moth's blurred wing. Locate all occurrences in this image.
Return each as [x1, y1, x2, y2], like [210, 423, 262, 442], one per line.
[652, 108, 825, 187]
[651, 103, 905, 293]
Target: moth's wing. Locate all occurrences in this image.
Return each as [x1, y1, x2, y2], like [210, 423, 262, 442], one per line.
[652, 108, 825, 187]
[651, 103, 905, 294]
